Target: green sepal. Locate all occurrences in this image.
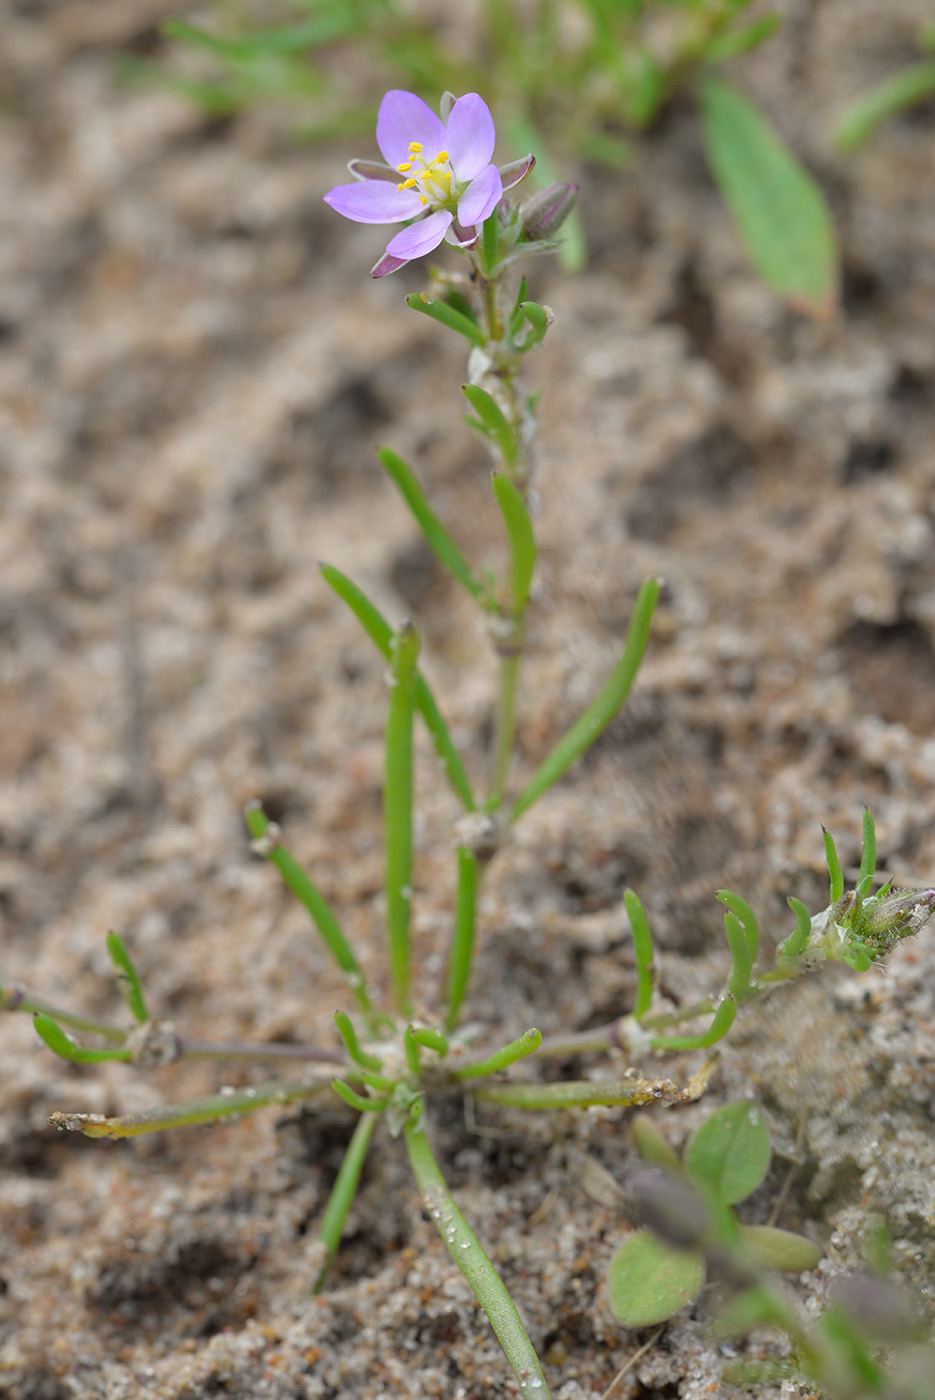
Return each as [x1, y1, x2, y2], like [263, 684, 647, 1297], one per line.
[34, 1013, 133, 1065]
[405, 292, 487, 348]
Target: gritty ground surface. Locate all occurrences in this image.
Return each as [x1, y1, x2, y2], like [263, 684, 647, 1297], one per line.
[1, 2, 935, 1398]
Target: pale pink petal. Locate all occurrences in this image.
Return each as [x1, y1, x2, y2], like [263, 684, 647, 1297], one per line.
[376, 90, 446, 168]
[456, 164, 502, 227]
[446, 93, 496, 181]
[324, 180, 423, 224]
[385, 209, 453, 260]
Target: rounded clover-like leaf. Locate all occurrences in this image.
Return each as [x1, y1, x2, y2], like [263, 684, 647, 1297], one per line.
[684, 1101, 771, 1205]
[738, 1224, 822, 1272]
[607, 1230, 705, 1328]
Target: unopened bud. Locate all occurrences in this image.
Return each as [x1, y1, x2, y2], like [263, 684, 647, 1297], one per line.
[520, 183, 578, 240]
[628, 1168, 709, 1252]
[828, 1272, 917, 1341]
[860, 887, 935, 955]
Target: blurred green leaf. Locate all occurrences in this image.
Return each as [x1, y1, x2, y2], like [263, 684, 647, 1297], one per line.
[835, 62, 935, 152]
[607, 1230, 705, 1327]
[684, 1100, 770, 1204]
[699, 76, 838, 319]
[738, 1224, 822, 1271]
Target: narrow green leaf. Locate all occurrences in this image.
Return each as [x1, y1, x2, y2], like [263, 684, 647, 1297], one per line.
[779, 896, 812, 958]
[451, 1027, 542, 1081]
[105, 932, 148, 1024]
[491, 473, 536, 613]
[481, 208, 499, 274]
[333, 1011, 381, 1071]
[475, 1077, 683, 1110]
[445, 846, 479, 1031]
[699, 76, 838, 319]
[715, 890, 759, 966]
[48, 1078, 329, 1137]
[631, 1115, 682, 1174]
[823, 825, 844, 903]
[607, 1232, 705, 1328]
[835, 62, 935, 152]
[461, 385, 517, 471]
[857, 806, 876, 896]
[245, 802, 371, 1014]
[411, 1026, 448, 1055]
[34, 1014, 132, 1065]
[378, 447, 490, 604]
[738, 1224, 822, 1272]
[318, 565, 475, 812]
[332, 1079, 388, 1113]
[703, 15, 781, 63]
[405, 292, 487, 348]
[404, 1115, 553, 1397]
[724, 912, 753, 999]
[684, 1101, 771, 1205]
[624, 889, 655, 1019]
[510, 578, 659, 823]
[385, 621, 419, 1016]
[648, 993, 736, 1053]
[314, 1112, 377, 1292]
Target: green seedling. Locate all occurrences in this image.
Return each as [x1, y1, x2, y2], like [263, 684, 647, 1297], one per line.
[608, 1101, 822, 1329]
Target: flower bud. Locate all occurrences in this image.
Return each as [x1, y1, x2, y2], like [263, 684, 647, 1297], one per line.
[628, 1168, 709, 1252]
[520, 183, 578, 240]
[860, 887, 935, 954]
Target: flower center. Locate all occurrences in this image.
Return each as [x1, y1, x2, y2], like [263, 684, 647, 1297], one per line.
[396, 141, 454, 209]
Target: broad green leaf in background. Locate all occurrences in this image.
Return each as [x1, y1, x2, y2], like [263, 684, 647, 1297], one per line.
[684, 1100, 771, 1205]
[607, 1230, 706, 1328]
[698, 75, 838, 320]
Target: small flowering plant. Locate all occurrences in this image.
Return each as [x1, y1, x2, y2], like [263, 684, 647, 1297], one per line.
[3, 90, 934, 1400]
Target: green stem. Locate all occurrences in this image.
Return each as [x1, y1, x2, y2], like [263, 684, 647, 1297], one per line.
[475, 1077, 686, 1110]
[488, 644, 521, 811]
[385, 621, 420, 1017]
[404, 1113, 553, 1399]
[1, 987, 127, 1042]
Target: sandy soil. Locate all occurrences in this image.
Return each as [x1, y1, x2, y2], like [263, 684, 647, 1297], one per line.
[1, 2, 934, 1397]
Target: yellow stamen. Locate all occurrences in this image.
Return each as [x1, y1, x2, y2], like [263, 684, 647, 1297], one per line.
[435, 150, 449, 163]
[408, 141, 423, 153]
[396, 162, 412, 173]
[400, 178, 417, 189]
[419, 196, 428, 206]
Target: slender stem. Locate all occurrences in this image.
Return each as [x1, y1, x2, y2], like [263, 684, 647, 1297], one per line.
[1, 987, 127, 1042]
[404, 1112, 553, 1399]
[314, 1112, 377, 1292]
[180, 1038, 345, 1063]
[475, 1077, 687, 1111]
[385, 621, 419, 1017]
[488, 644, 521, 810]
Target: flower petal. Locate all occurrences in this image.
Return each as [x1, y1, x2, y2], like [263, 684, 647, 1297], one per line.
[499, 153, 536, 192]
[324, 180, 423, 224]
[446, 93, 496, 181]
[385, 209, 452, 260]
[456, 164, 502, 227]
[377, 90, 446, 167]
[371, 251, 409, 278]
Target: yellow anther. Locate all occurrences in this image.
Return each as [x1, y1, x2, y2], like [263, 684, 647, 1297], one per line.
[408, 141, 423, 153]
[435, 150, 449, 164]
[399, 178, 417, 189]
[419, 196, 428, 206]
[396, 162, 412, 173]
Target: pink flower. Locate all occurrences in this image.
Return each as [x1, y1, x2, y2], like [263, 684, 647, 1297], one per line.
[324, 90, 530, 277]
